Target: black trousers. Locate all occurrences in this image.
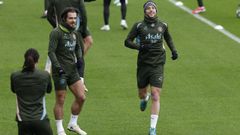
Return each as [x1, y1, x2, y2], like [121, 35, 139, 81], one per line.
[44, 0, 49, 10]
[103, 0, 127, 25]
[197, 0, 204, 7]
[17, 119, 53, 135]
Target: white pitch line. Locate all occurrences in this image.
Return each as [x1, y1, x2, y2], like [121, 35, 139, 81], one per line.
[169, 0, 240, 44]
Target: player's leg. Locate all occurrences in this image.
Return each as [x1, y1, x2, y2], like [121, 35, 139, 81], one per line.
[34, 119, 53, 135]
[236, 4, 240, 18]
[69, 80, 86, 115]
[41, 0, 48, 18]
[120, 0, 128, 29]
[67, 80, 87, 135]
[148, 64, 164, 135]
[197, 0, 204, 7]
[149, 86, 161, 135]
[18, 121, 33, 135]
[139, 87, 150, 111]
[116, 0, 128, 6]
[52, 69, 68, 135]
[101, 0, 111, 31]
[54, 90, 67, 135]
[150, 87, 161, 115]
[192, 0, 206, 14]
[137, 66, 150, 111]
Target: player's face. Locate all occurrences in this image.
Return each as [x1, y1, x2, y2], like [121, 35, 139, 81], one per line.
[66, 12, 77, 28]
[145, 5, 157, 18]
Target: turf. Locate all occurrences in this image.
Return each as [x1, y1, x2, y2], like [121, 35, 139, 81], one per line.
[0, 0, 240, 135]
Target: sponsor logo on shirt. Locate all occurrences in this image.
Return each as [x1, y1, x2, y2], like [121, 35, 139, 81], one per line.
[65, 40, 76, 51]
[64, 33, 76, 51]
[145, 33, 162, 43]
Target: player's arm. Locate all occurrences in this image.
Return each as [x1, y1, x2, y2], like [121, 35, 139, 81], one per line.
[74, 33, 84, 71]
[163, 24, 178, 60]
[10, 73, 15, 93]
[46, 72, 52, 94]
[124, 23, 140, 50]
[163, 24, 177, 52]
[48, 30, 61, 69]
[75, 33, 83, 60]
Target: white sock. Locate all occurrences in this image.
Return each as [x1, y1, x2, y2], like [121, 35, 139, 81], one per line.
[150, 115, 159, 128]
[68, 114, 78, 126]
[56, 120, 64, 133]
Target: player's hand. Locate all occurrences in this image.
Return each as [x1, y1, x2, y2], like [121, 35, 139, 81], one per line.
[171, 51, 178, 60]
[76, 59, 83, 70]
[58, 67, 65, 76]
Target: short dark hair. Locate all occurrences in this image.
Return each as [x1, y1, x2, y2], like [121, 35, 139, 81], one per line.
[61, 7, 79, 22]
[22, 48, 39, 72]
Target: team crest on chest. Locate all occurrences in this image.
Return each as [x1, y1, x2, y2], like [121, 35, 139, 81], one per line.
[63, 34, 68, 39]
[158, 26, 163, 32]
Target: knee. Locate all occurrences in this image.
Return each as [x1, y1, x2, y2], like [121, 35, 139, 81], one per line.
[76, 94, 86, 103]
[80, 94, 86, 102]
[151, 89, 161, 102]
[151, 93, 159, 102]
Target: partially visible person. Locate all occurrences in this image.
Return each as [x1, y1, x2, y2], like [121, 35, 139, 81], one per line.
[48, 7, 87, 135]
[192, 0, 206, 14]
[47, 0, 93, 91]
[10, 48, 53, 135]
[41, 0, 49, 18]
[100, 0, 128, 31]
[125, 1, 178, 135]
[236, 4, 240, 18]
